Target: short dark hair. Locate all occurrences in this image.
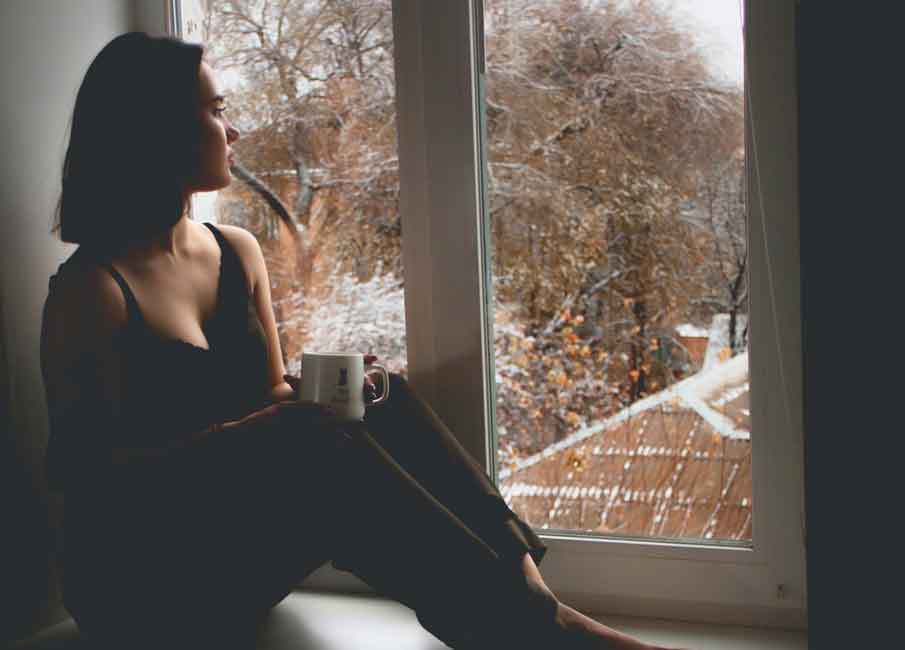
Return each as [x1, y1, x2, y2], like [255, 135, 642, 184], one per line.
[52, 32, 205, 256]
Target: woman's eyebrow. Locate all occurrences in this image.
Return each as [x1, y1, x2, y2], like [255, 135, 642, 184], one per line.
[210, 94, 226, 104]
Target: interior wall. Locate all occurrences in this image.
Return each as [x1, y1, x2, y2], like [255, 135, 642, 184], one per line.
[132, 0, 170, 36]
[0, 1, 165, 642]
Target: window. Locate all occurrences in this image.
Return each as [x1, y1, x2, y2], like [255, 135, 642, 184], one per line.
[173, 0, 805, 628]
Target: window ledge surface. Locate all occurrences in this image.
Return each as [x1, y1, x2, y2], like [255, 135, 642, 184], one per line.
[14, 589, 807, 649]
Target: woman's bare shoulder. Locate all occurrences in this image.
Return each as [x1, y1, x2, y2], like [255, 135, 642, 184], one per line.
[210, 223, 266, 294]
[211, 222, 256, 247]
[42, 258, 128, 375]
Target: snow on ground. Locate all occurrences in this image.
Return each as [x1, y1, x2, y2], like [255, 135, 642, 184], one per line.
[675, 322, 709, 338]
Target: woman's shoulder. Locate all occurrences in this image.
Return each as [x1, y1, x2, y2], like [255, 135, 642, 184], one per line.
[42, 250, 128, 385]
[46, 249, 127, 326]
[206, 222, 266, 296]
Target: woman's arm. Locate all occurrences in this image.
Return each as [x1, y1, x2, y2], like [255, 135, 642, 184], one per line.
[42, 265, 128, 488]
[267, 380, 296, 404]
[215, 226, 376, 406]
[109, 399, 340, 467]
[109, 419, 232, 465]
[215, 224, 289, 397]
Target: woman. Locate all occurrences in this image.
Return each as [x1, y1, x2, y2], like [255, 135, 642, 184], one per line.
[41, 32, 686, 650]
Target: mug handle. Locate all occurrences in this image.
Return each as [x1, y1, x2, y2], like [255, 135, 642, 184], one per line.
[365, 363, 390, 406]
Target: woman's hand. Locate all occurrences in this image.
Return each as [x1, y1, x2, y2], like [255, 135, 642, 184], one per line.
[282, 373, 301, 398]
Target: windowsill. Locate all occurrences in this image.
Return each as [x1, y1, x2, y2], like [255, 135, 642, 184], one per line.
[286, 589, 808, 649]
[14, 589, 807, 650]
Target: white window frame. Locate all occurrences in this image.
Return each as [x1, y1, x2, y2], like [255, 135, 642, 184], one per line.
[169, 0, 805, 629]
[165, 0, 179, 35]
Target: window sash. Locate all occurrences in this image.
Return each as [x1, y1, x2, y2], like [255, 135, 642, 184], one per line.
[392, 0, 805, 629]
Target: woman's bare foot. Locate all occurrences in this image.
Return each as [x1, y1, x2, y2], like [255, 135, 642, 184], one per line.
[521, 553, 691, 650]
[554, 601, 682, 650]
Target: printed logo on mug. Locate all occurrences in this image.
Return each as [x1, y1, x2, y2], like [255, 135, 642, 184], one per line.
[300, 352, 389, 420]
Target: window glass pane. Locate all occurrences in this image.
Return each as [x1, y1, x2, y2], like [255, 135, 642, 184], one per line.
[186, 0, 406, 377]
[485, 0, 749, 543]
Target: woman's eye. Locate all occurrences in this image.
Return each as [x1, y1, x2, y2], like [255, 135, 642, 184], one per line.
[214, 107, 227, 117]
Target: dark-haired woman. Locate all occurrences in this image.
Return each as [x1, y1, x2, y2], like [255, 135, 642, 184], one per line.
[41, 31, 687, 650]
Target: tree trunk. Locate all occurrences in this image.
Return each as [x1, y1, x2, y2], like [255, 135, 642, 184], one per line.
[631, 299, 648, 402]
[728, 308, 737, 355]
[231, 162, 299, 240]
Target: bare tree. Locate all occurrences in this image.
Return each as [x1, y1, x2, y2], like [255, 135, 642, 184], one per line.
[690, 150, 748, 352]
[484, 0, 740, 411]
[203, 0, 399, 274]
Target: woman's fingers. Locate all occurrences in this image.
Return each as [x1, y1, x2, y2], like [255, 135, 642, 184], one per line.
[363, 374, 378, 401]
[283, 373, 301, 391]
[362, 355, 380, 399]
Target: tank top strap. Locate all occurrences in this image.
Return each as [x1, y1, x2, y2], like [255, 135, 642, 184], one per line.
[100, 263, 143, 328]
[47, 249, 144, 330]
[203, 222, 250, 296]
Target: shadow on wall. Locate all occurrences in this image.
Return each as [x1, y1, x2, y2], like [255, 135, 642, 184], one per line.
[0, 310, 63, 644]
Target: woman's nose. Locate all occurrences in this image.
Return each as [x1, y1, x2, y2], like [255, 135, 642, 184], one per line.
[226, 123, 240, 143]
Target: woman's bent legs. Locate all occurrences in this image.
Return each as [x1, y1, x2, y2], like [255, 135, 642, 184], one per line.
[323, 422, 557, 648]
[200, 406, 556, 647]
[68, 376, 557, 649]
[363, 374, 546, 566]
[249, 375, 555, 646]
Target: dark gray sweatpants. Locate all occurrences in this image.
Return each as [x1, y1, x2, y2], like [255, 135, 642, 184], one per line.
[63, 374, 551, 649]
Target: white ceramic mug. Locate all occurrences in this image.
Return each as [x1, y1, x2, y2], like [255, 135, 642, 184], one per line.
[299, 352, 390, 420]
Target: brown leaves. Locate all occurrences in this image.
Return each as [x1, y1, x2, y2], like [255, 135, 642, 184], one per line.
[564, 446, 586, 472]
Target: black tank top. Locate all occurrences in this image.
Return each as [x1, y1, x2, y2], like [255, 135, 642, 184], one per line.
[44, 222, 272, 490]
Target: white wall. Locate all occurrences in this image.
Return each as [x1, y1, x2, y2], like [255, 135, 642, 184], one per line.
[132, 0, 170, 36]
[0, 1, 164, 642]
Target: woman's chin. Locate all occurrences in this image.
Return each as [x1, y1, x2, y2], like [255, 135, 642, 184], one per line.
[211, 174, 232, 191]
[191, 177, 231, 194]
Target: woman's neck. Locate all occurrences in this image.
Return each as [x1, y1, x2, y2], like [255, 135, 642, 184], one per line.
[123, 215, 195, 261]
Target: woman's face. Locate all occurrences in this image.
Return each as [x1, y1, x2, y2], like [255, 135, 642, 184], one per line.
[188, 61, 239, 193]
